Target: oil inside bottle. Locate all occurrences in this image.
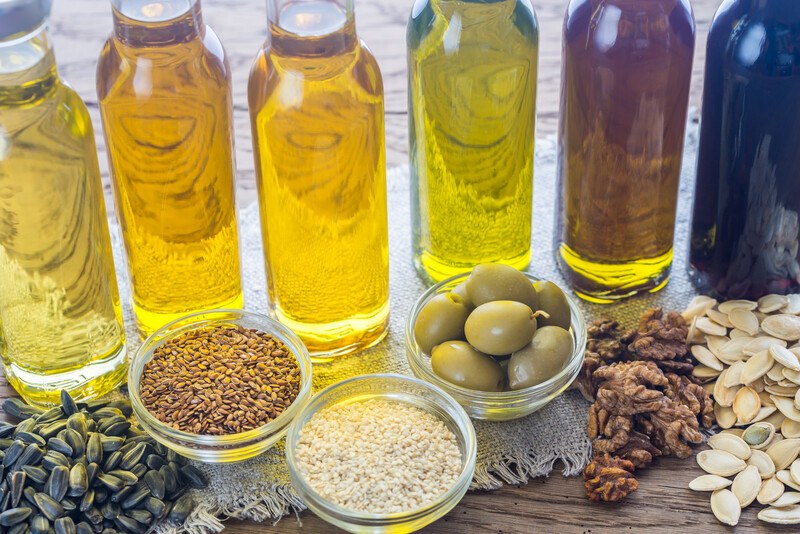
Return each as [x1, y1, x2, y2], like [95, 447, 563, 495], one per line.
[248, 0, 389, 358]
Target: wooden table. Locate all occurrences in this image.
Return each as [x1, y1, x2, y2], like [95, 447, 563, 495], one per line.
[6, 0, 781, 532]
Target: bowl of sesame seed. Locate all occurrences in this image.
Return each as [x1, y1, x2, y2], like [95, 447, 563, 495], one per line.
[285, 373, 476, 533]
[128, 309, 313, 463]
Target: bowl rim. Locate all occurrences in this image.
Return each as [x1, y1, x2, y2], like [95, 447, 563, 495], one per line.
[285, 373, 477, 523]
[405, 272, 587, 402]
[128, 308, 313, 447]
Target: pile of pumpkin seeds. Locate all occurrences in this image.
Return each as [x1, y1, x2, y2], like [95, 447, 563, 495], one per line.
[0, 391, 207, 533]
[684, 294, 800, 525]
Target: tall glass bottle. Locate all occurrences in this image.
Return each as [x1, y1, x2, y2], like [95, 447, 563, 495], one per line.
[248, 0, 389, 358]
[690, 0, 800, 299]
[555, 0, 695, 303]
[97, 0, 243, 337]
[0, 0, 126, 405]
[408, 0, 539, 283]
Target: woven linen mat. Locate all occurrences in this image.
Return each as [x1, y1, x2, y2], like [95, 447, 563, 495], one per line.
[110, 121, 702, 533]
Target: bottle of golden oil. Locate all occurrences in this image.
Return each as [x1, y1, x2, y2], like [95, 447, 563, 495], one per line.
[248, 0, 389, 358]
[0, 0, 126, 406]
[408, 0, 539, 283]
[97, 0, 243, 337]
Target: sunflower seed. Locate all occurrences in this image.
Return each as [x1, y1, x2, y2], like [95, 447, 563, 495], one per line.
[102, 452, 122, 472]
[100, 422, 130, 438]
[3, 399, 43, 419]
[96, 474, 124, 493]
[3, 441, 25, 467]
[758, 505, 800, 524]
[14, 443, 44, 471]
[145, 455, 166, 471]
[58, 391, 78, 417]
[41, 451, 69, 471]
[75, 522, 92, 534]
[732, 465, 761, 507]
[69, 463, 88, 494]
[114, 514, 146, 534]
[30, 514, 49, 534]
[758, 476, 785, 505]
[45, 465, 69, 502]
[107, 470, 137, 487]
[119, 444, 146, 471]
[65, 415, 87, 441]
[107, 401, 132, 418]
[79, 489, 95, 512]
[143, 470, 164, 499]
[110, 485, 132, 504]
[86, 433, 103, 464]
[33, 492, 63, 521]
[100, 500, 120, 520]
[689, 474, 732, 491]
[54, 516, 76, 534]
[0, 507, 32, 526]
[710, 489, 741, 526]
[178, 465, 206, 489]
[130, 463, 147, 480]
[168, 493, 194, 523]
[121, 487, 150, 509]
[10, 471, 25, 507]
[16, 432, 46, 448]
[38, 421, 67, 441]
[47, 438, 73, 458]
[143, 496, 166, 518]
[82, 506, 102, 524]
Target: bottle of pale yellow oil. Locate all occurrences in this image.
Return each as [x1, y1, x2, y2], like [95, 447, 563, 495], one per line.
[97, 0, 243, 337]
[248, 0, 389, 358]
[408, 0, 539, 283]
[0, 0, 126, 406]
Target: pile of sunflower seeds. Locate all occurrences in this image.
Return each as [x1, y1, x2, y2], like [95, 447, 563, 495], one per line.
[0, 391, 207, 533]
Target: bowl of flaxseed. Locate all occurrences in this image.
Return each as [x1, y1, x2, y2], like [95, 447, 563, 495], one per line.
[128, 309, 313, 463]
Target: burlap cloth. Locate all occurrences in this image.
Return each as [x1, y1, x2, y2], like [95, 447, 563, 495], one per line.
[111, 121, 701, 533]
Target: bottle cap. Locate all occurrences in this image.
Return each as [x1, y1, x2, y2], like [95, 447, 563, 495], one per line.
[0, 0, 53, 42]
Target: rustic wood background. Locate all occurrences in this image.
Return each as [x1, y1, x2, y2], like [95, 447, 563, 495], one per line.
[6, 0, 783, 532]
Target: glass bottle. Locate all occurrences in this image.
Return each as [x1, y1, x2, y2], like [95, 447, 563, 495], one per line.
[248, 0, 389, 358]
[690, 0, 800, 299]
[555, 0, 695, 303]
[97, 0, 243, 337]
[408, 0, 539, 283]
[0, 0, 126, 406]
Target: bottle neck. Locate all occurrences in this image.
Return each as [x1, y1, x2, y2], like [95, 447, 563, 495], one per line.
[112, 0, 204, 47]
[0, 24, 58, 104]
[267, 0, 357, 57]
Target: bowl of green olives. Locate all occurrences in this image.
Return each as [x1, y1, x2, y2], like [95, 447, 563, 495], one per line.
[405, 264, 587, 421]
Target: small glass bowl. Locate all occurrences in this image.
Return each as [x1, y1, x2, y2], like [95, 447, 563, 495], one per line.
[129, 309, 313, 463]
[285, 374, 476, 533]
[406, 273, 587, 421]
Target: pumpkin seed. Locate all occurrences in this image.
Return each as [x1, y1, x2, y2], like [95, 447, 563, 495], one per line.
[729, 309, 760, 336]
[744, 336, 787, 356]
[733, 387, 762, 424]
[730, 329, 750, 339]
[708, 433, 752, 460]
[758, 476, 785, 505]
[691, 345, 723, 371]
[777, 470, 800, 491]
[771, 345, 800, 372]
[684, 296, 718, 319]
[714, 373, 739, 408]
[774, 396, 800, 423]
[689, 474, 732, 491]
[708, 309, 735, 329]
[720, 299, 758, 314]
[742, 350, 775, 385]
[759, 295, 790, 313]
[698, 317, 728, 336]
[766, 439, 800, 471]
[747, 449, 777, 479]
[710, 489, 741, 526]
[771, 492, 800, 507]
[763, 314, 800, 341]
[767, 385, 798, 397]
[792, 459, 800, 486]
[743, 422, 776, 449]
[697, 449, 748, 476]
[715, 404, 737, 429]
[732, 465, 761, 507]
[784, 419, 800, 439]
[759, 505, 800, 524]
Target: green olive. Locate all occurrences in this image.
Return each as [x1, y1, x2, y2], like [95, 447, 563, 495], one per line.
[414, 293, 471, 354]
[464, 300, 536, 356]
[431, 341, 504, 392]
[464, 263, 539, 309]
[534, 281, 571, 330]
[508, 326, 574, 390]
[451, 282, 474, 309]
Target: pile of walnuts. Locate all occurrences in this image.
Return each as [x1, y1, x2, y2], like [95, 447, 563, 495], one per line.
[579, 308, 714, 502]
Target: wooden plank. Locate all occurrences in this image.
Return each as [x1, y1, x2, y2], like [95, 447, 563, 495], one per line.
[1, 0, 749, 532]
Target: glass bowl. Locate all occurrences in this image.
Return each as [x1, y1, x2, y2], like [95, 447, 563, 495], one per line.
[285, 374, 476, 533]
[406, 272, 587, 421]
[129, 309, 313, 463]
